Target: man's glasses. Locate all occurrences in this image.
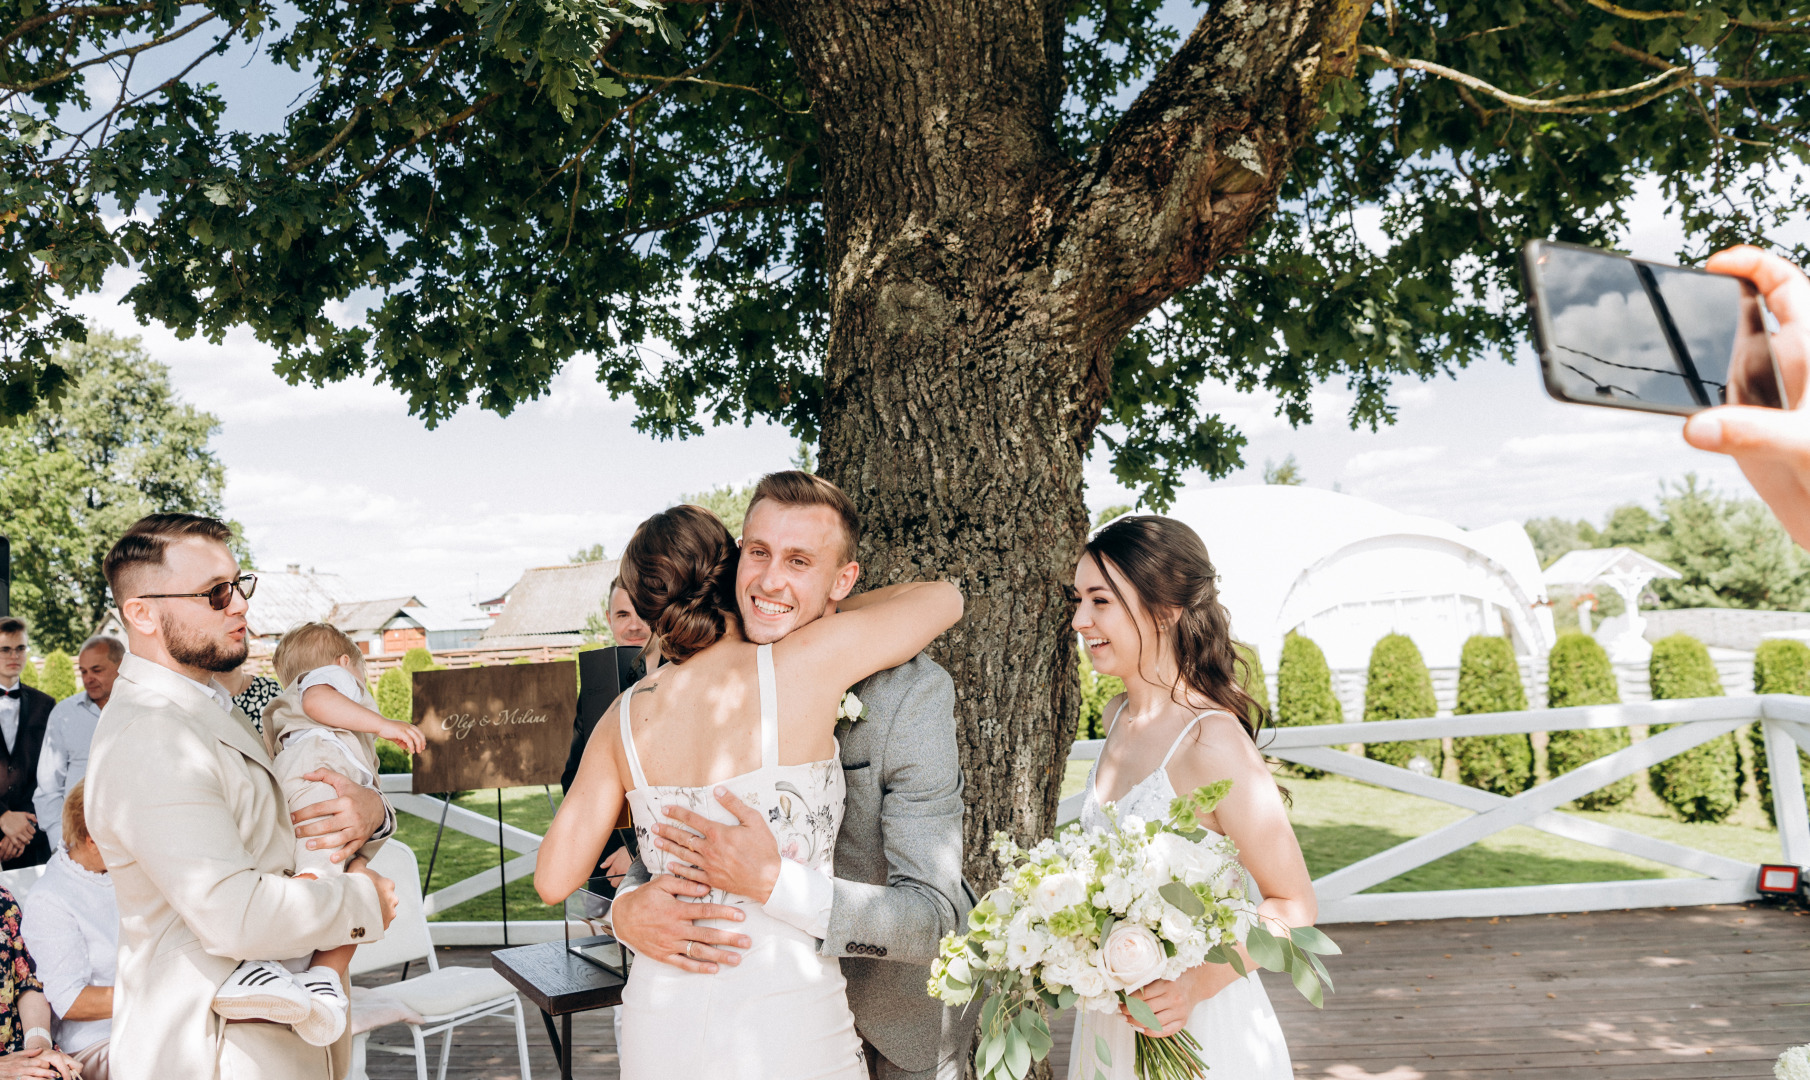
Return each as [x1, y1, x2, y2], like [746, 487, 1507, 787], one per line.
[137, 574, 258, 611]
[0, 646, 25, 657]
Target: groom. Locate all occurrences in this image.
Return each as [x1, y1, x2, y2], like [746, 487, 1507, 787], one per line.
[610, 470, 978, 1078]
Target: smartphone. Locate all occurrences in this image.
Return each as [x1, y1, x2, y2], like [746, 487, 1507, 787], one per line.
[1520, 239, 1786, 414]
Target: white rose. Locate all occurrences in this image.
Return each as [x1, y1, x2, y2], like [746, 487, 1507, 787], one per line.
[839, 691, 865, 721]
[1100, 873, 1135, 914]
[1031, 872, 1088, 918]
[1100, 924, 1168, 992]
[1158, 905, 1194, 944]
[1068, 963, 1108, 999]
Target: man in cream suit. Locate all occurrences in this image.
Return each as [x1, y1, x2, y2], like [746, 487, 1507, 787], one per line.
[86, 514, 398, 1080]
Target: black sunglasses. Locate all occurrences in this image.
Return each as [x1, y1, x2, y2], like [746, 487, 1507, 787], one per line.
[137, 574, 258, 611]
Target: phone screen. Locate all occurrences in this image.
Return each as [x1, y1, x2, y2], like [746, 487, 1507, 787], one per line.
[1522, 240, 1785, 414]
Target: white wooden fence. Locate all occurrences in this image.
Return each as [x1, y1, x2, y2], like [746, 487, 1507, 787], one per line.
[1059, 695, 1810, 923]
[390, 696, 1810, 936]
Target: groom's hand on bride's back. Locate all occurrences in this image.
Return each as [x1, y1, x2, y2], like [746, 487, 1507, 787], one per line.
[652, 789, 782, 903]
[610, 875, 750, 973]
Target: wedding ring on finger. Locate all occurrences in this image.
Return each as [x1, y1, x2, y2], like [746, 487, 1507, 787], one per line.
[686, 941, 697, 960]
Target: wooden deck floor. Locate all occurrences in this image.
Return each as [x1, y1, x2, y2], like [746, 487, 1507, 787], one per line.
[357, 903, 1810, 1079]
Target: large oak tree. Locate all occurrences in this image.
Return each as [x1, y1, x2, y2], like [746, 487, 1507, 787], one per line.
[6, 0, 1807, 883]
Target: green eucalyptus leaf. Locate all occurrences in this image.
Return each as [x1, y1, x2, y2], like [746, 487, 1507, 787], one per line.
[1289, 926, 1341, 955]
[1095, 1033, 1112, 1067]
[1004, 1028, 1031, 1079]
[1125, 995, 1162, 1033]
[1246, 925, 1286, 971]
[1158, 881, 1205, 918]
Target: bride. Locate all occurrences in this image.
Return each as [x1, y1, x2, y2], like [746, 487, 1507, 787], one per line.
[535, 503, 962, 1079]
[1068, 515, 1316, 1079]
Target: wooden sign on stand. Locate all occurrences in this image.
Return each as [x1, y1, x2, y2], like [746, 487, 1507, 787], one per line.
[410, 661, 576, 793]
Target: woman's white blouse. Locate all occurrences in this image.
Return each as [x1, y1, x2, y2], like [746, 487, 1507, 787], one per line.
[20, 850, 117, 1054]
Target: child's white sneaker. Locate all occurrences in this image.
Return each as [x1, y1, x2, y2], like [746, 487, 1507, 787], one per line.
[213, 959, 312, 1024]
[293, 966, 349, 1046]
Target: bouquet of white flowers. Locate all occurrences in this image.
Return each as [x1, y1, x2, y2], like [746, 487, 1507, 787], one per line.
[1778, 1042, 1810, 1080]
[928, 780, 1338, 1080]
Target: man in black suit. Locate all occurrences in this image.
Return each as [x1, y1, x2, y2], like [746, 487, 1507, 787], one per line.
[0, 617, 53, 868]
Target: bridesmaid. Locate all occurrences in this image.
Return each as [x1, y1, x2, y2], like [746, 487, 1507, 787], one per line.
[1067, 515, 1317, 1080]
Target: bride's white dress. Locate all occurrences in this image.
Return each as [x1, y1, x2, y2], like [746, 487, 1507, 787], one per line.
[1067, 705, 1292, 1080]
[616, 644, 866, 1079]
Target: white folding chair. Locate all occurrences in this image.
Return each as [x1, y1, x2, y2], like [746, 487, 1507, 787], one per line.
[347, 841, 532, 1080]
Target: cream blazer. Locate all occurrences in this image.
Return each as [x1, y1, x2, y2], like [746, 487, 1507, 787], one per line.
[87, 654, 387, 1080]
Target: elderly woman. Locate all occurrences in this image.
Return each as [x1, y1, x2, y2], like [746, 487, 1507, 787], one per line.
[20, 781, 113, 1079]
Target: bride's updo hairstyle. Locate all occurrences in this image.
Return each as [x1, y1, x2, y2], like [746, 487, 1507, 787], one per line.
[619, 504, 740, 664]
[1084, 515, 1270, 744]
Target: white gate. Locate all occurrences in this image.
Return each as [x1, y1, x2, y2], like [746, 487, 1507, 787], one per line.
[1058, 695, 1810, 923]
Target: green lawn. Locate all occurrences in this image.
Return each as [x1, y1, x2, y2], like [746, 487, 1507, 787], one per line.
[1058, 758, 1785, 894]
[393, 786, 567, 923]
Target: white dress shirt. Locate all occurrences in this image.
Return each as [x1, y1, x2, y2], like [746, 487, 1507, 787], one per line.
[36, 693, 104, 853]
[0, 677, 20, 754]
[20, 849, 117, 1054]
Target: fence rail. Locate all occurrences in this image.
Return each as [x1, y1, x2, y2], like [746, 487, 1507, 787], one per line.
[389, 697, 1810, 934]
[1060, 695, 1810, 923]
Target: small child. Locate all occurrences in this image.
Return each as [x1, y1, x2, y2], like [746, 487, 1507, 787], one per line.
[210, 622, 426, 1044]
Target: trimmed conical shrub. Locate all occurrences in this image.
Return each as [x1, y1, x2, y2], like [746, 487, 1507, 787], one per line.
[375, 667, 411, 723]
[1752, 638, 1810, 824]
[1276, 632, 1343, 778]
[38, 649, 78, 702]
[1646, 633, 1740, 823]
[1363, 634, 1443, 774]
[1453, 636, 1534, 795]
[1544, 632, 1636, 810]
[16, 658, 36, 688]
[1236, 642, 1269, 720]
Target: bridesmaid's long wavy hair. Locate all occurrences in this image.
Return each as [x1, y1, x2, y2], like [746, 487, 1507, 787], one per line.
[1084, 515, 1270, 745]
[619, 504, 741, 664]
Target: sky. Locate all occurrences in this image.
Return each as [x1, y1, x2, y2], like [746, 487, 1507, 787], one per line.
[52, 16, 1808, 615]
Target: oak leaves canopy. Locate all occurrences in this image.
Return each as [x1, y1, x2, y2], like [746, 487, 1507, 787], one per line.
[3, 0, 1808, 502]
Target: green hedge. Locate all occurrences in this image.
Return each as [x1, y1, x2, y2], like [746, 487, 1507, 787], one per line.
[1237, 642, 1269, 720]
[1077, 646, 1126, 740]
[373, 649, 440, 774]
[16, 659, 35, 688]
[1276, 633, 1342, 778]
[38, 649, 78, 702]
[1544, 632, 1636, 810]
[1646, 633, 1740, 823]
[1751, 638, 1810, 824]
[1363, 633, 1443, 774]
[1453, 636, 1534, 795]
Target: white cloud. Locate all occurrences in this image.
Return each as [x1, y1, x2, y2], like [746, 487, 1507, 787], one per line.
[1344, 445, 1445, 478]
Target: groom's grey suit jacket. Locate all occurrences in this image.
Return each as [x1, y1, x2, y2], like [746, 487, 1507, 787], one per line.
[829, 652, 978, 1074]
[621, 651, 976, 1075]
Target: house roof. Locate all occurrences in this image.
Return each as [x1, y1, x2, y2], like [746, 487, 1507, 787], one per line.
[245, 567, 358, 638]
[1542, 547, 1682, 587]
[328, 597, 425, 633]
[481, 560, 617, 641]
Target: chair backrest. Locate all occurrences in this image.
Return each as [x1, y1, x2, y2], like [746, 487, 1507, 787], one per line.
[347, 841, 438, 977]
[0, 864, 48, 903]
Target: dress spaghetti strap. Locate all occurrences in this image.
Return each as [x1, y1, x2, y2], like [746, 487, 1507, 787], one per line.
[757, 643, 779, 769]
[1159, 709, 1232, 771]
[618, 682, 650, 791]
[1103, 699, 1129, 740]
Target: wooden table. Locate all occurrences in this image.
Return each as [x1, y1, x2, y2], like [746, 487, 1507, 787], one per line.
[491, 940, 626, 1080]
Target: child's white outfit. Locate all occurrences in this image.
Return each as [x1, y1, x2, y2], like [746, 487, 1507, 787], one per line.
[211, 664, 384, 1043]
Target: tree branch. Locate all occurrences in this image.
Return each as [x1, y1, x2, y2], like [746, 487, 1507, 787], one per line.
[1053, 0, 1368, 344]
[1584, 0, 1810, 33]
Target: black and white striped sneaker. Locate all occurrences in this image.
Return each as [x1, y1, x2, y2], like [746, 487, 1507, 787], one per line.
[212, 959, 312, 1025]
[293, 966, 349, 1046]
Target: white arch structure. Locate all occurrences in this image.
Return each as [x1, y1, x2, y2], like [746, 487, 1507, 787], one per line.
[1151, 486, 1556, 673]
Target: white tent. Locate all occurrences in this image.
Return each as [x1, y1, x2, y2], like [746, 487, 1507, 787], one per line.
[1149, 486, 1555, 673]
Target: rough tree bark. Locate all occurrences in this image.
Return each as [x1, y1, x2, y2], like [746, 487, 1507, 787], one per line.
[775, 0, 1366, 893]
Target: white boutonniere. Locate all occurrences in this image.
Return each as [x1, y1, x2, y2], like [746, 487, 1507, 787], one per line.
[837, 690, 868, 733]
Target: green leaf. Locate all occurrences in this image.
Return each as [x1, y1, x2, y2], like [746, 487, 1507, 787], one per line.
[1158, 881, 1205, 918]
[1024, 1013, 1053, 1058]
[1095, 1033, 1112, 1067]
[1246, 925, 1286, 971]
[979, 1031, 1004, 1076]
[1125, 995, 1162, 1033]
[1292, 958, 1324, 1008]
[1058, 989, 1078, 1011]
[1004, 1028, 1031, 1079]
[1289, 926, 1341, 955]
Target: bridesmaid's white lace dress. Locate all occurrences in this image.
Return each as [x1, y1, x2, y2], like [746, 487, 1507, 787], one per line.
[1067, 705, 1293, 1080]
[617, 644, 865, 1079]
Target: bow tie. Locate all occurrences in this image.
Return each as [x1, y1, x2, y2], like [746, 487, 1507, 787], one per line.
[0, 688, 18, 699]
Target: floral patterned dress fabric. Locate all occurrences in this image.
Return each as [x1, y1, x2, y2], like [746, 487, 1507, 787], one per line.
[1068, 705, 1292, 1080]
[0, 886, 43, 1053]
[616, 644, 863, 1080]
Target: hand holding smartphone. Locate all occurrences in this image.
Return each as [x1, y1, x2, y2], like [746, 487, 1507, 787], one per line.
[1520, 239, 1788, 414]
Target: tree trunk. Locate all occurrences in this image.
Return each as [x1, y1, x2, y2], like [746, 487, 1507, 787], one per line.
[773, 0, 1364, 890]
